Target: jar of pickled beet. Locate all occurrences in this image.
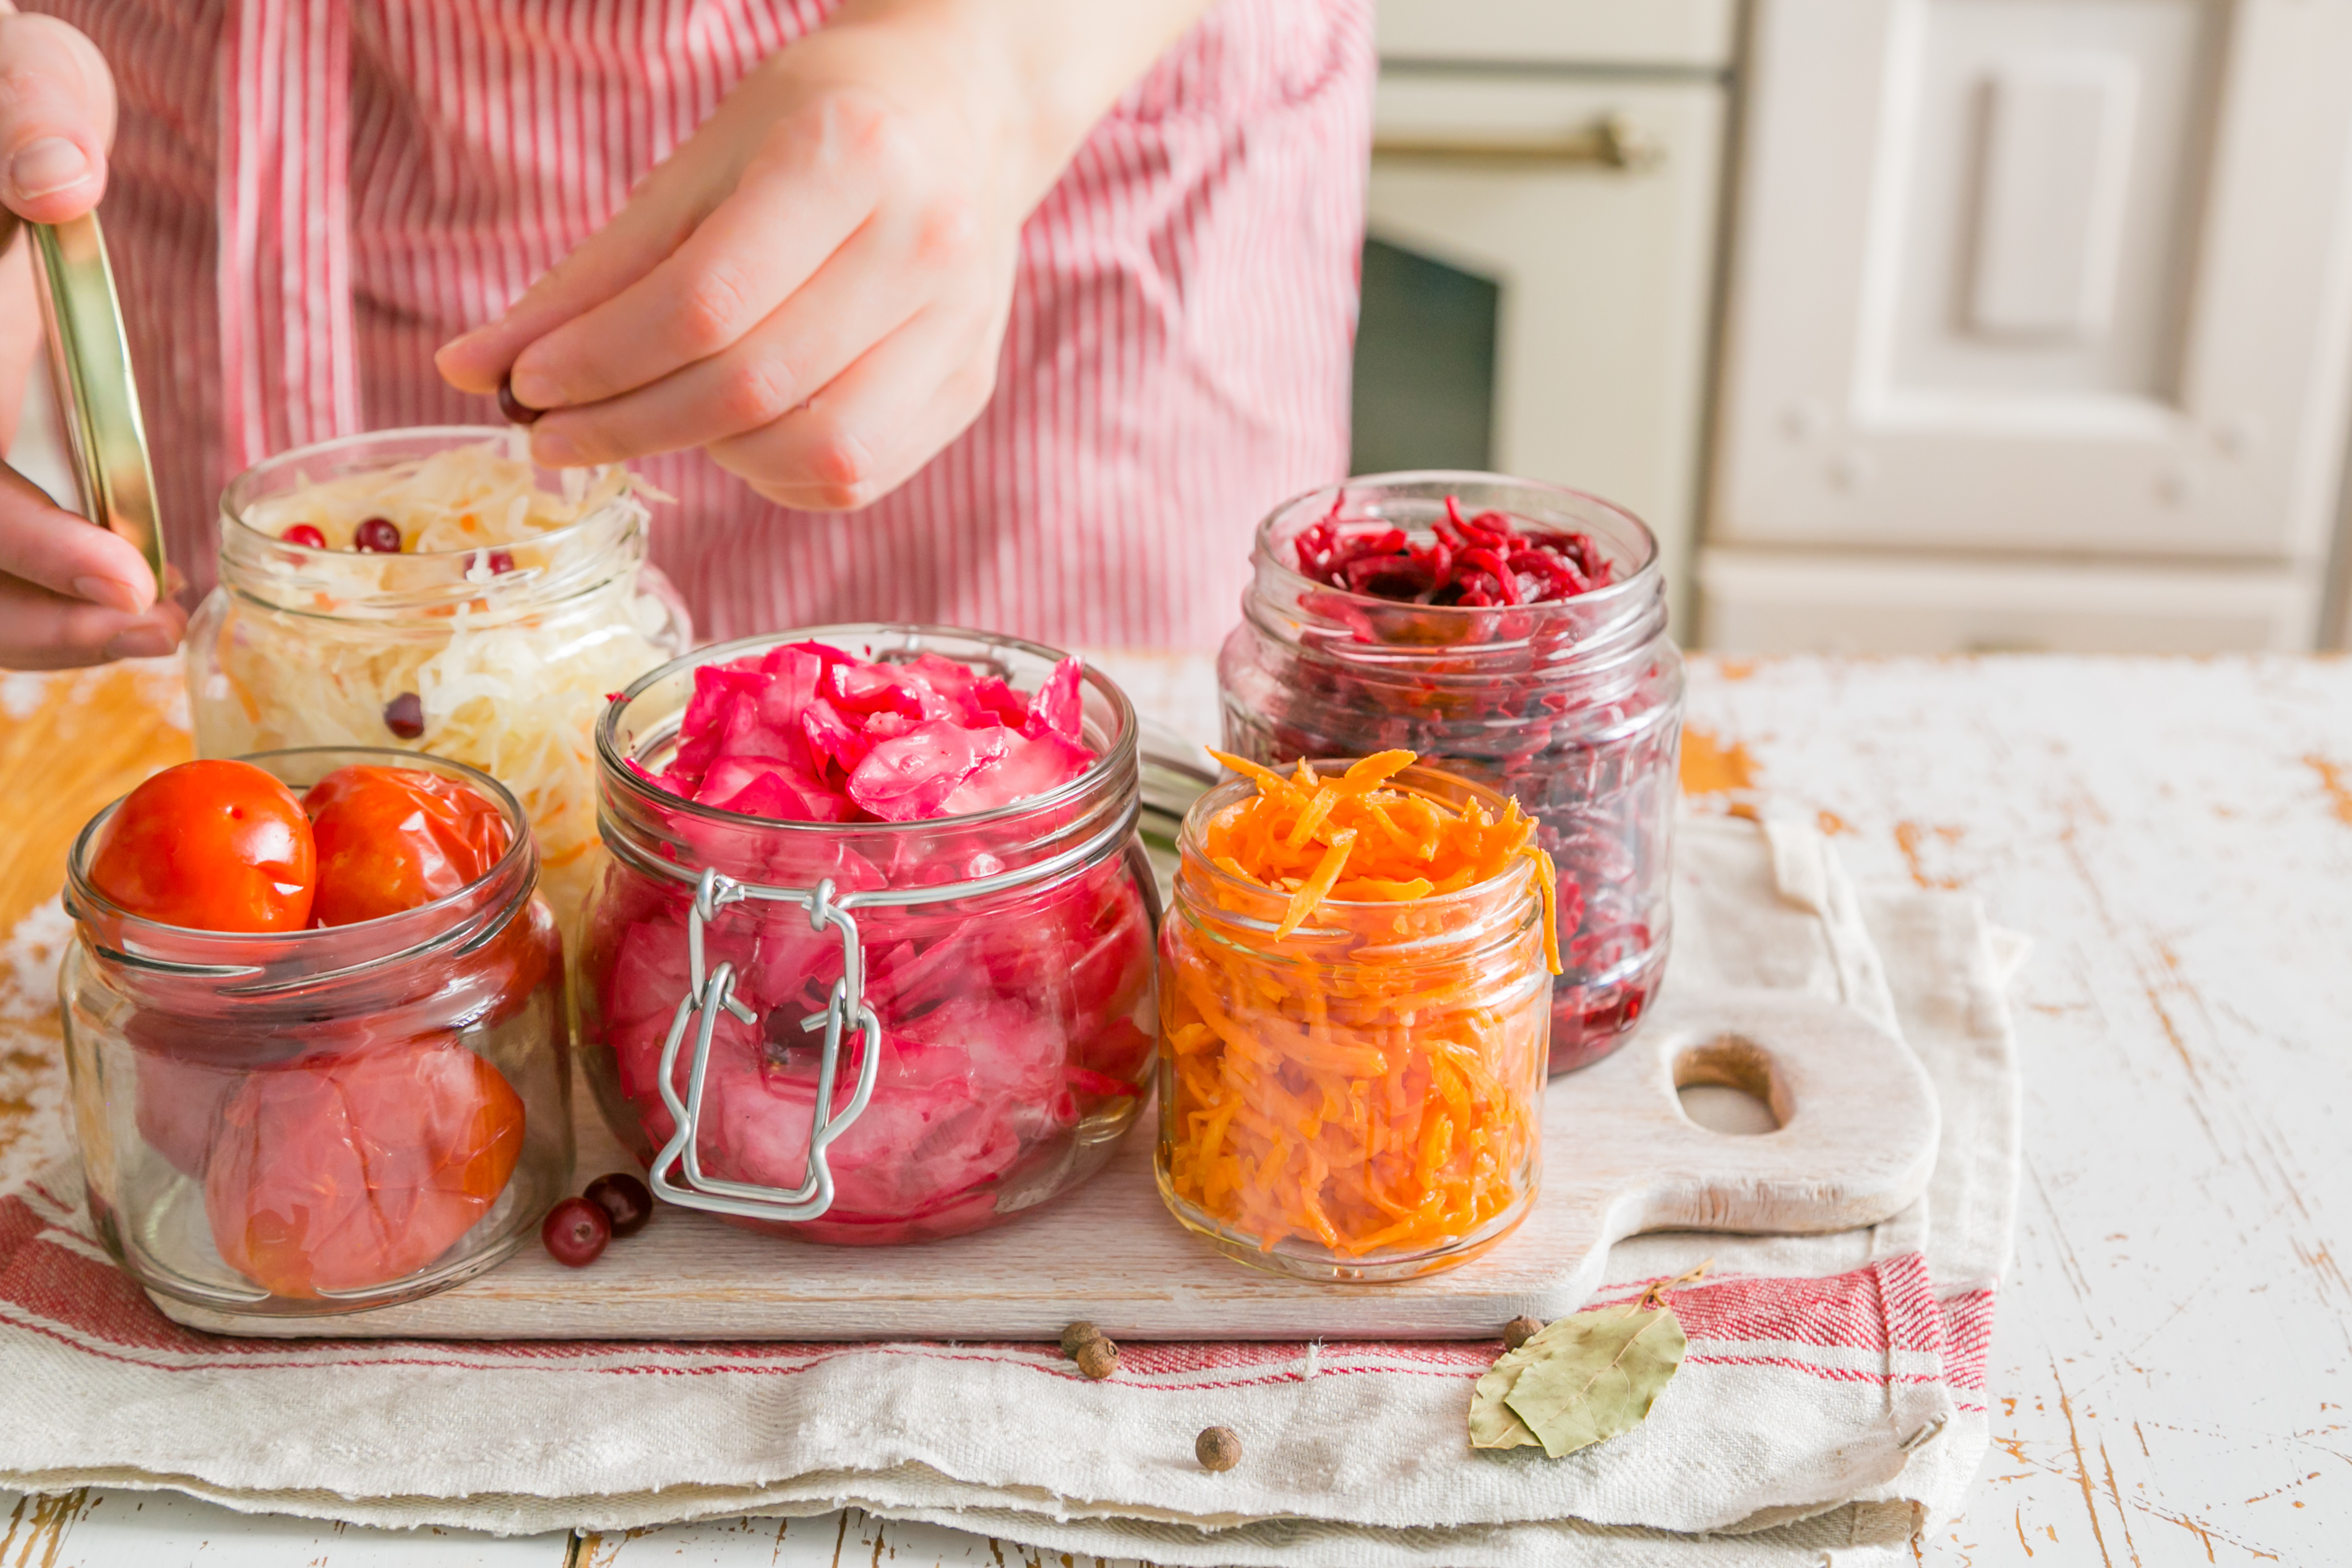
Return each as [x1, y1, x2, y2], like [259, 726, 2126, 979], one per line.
[58, 749, 572, 1316]
[1218, 472, 1682, 1074]
[577, 626, 1161, 1246]
[184, 427, 693, 928]
[1156, 762, 1552, 1282]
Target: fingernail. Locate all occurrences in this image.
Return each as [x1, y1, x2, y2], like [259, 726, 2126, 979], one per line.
[103, 624, 177, 661]
[531, 429, 583, 467]
[72, 575, 146, 614]
[9, 137, 92, 200]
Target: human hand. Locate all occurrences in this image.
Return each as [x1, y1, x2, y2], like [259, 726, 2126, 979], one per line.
[0, 7, 180, 670]
[436, 0, 1230, 516]
[435, 13, 1028, 512]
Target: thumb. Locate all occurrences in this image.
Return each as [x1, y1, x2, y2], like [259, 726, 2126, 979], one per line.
[0, 11, 117, 226]
[434, 170, 706, 400]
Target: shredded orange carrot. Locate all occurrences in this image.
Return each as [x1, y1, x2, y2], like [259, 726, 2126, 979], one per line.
[1162, 752, 1558, 1264]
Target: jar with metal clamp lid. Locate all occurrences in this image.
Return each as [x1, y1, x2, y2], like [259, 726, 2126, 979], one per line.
[576, 627, 1161, 1245]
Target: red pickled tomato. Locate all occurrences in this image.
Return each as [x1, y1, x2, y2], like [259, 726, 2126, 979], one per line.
[303, 765, 512, 927]
[88, 760, 316, 932]
[204, 1032, 526, 1298]
[541, 1197, 611, 1266]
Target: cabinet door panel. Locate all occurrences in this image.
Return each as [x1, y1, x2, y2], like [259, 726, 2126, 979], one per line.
[1367, 74, 1726, 629]
[1374, 0, 1735, 69]
[1711, 0, 2352, 565]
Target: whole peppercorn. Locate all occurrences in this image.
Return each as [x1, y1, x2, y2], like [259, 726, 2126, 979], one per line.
[1195, 1426, 1242, 1472]
[1503, 1315, 1545, 1352]
[1074, 1336, 1120, 1381]
[1060, 1321, 1104, 1358]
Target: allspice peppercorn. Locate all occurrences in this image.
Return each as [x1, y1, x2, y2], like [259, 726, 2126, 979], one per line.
[1075, 1336, 1120, 1380]
[1196, 1426, 1242, 1472]
[1503, 1314, 1544, 1352]
[1060, 1320, 1104, 1358]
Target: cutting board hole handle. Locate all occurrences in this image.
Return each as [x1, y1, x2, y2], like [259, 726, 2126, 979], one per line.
[1672, 1035, 1790, 1136]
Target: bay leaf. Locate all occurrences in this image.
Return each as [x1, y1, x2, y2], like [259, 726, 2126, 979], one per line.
[1466, 1340, 1545, 1449]
[1485, 1305, 1686, 1460]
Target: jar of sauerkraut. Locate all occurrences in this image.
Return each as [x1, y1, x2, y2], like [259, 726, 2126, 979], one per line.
[577, 626, 1161, 1246]
[185, 428, 692, 927]
[1218, 473, 1683, 1076]
[59, 749, 571, 1316]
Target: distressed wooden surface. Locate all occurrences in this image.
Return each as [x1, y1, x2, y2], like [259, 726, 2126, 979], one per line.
[6, 653, 2350, 1565]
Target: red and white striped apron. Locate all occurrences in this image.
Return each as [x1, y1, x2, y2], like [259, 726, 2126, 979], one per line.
[30, 0, 1371, 650]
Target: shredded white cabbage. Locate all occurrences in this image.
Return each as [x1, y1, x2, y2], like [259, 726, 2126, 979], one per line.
[242, 439, 633, 553]
[191, 441, 687, 928]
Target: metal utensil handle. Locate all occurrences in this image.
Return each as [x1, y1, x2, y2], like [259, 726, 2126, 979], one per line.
[646, 868, 884, 1223]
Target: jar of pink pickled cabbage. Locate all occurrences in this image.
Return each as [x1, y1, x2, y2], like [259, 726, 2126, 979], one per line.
[577, 627, 1161, 1245]
[1218, 473, 1683, 1076]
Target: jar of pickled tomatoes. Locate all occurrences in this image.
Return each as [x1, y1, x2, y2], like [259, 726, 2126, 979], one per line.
[1217, 472, 1683, 1074]
[184, 427, 693, 927]
[59, 750, 572, 1316]
[576, 626, 1161, 1246]
[1156, 761, 1552, 1281]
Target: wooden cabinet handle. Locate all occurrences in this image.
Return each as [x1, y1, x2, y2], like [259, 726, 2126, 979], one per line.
[1373, 113, 1665, 171]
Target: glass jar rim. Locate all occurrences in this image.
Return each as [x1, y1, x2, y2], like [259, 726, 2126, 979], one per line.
[1175, 761, 1543, 936]
[65, 746, 536, 977]
[596, 623, 1141, 842]
[1253, 469, 1663, 622]
[218, 424, 639, 563]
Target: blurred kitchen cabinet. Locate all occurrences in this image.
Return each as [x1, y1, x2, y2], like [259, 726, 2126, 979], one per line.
[1375, 0, 1736, 69]
[1701, 548, 2316, 653]
[1361, 5, 1732, 633]
[1702, 0, 2352, 651]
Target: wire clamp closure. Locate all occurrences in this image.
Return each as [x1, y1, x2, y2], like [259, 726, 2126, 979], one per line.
[648, 867, 883, 1223]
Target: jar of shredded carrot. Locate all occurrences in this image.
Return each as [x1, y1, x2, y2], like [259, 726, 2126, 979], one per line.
[1156, 752, 1556, 1282]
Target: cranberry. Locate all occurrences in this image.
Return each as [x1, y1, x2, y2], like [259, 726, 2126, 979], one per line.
[486, 549, 517, 575]
[540, 1196, 611, 1267]
[382, 692, 425, 740]
[497, 376, 541, 426]
[280, 523, 327, 549]
[583, 1171, 655, 1238]
[353, 516, 403, 553]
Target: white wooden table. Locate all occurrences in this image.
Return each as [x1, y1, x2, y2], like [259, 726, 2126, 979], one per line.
[7, 654, 2350, 1566]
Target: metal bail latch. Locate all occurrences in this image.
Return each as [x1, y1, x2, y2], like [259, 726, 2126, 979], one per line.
[647, 868, 883, 1223]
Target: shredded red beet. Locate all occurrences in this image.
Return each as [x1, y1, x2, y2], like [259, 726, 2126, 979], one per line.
[1292, 495, 1614, 607]
[1222, 491, 1676, 1075]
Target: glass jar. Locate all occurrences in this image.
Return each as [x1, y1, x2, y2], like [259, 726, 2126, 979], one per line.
[185, 427, 693, 929]
[1156, 762, 1551, 1282]
[59, 748, 572, 1316]
[1218, 472, 1683, 1075]
[577, 625, 1161, 1246]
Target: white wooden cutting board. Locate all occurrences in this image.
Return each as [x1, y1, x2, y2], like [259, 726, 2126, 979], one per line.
[155, 987, 1937, 1341]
